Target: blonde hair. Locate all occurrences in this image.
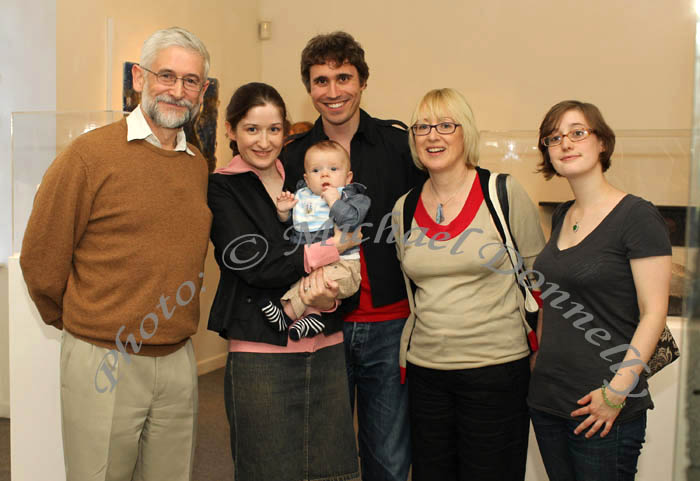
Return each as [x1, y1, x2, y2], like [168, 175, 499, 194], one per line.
[408, 88, 480, 171]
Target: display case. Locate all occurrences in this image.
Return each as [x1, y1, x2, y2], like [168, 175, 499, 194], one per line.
[11, 111, 124, 255]
[9, 111, 122, 481]
[673, 6, 700, 479]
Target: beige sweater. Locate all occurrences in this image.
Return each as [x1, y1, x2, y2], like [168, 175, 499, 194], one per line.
[393, 174, 545, 370]
[20, 118, 212, 355]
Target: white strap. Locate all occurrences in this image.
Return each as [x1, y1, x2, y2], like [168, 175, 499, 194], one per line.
[487, 175, 539, 313]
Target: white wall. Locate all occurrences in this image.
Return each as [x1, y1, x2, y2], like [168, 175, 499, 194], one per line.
[0, 0, 57, 418]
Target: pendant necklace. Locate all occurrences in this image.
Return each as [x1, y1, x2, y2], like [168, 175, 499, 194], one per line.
[430, 173, 467, 224]
[572, 220, 580, 232]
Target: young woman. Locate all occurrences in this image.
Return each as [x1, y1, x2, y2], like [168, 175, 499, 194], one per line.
[393, 88, 545, 481]
[207, 82, 359, 481]
[528, 100, 672, 481]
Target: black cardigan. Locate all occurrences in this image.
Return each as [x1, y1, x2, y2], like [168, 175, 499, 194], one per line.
[206, 171, 344, 344]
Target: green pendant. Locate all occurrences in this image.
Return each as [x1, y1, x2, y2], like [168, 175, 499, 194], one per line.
[573, 222, 580, 232]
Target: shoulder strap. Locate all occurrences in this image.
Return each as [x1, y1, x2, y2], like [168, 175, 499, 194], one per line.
[487, 172, 539, 315]
[476, 167, 507, 245]
[403, 186, 421, 236]
[495, 173, 521, 254]
[402, 187, 421, 296]
[496, 173, 509, 226]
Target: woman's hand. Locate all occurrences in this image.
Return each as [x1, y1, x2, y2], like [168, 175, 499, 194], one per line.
[298, 268, 339, 311]
[571, 387, 625, 438]
[333, 226, 362, 254]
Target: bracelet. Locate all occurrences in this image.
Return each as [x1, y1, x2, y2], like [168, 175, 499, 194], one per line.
[601, 385, 626, 409]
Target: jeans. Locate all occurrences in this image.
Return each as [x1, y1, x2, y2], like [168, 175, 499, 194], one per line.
[407, 358, 530, 481]
[530, 408, 647, 481]
[224, 344, 359, 481]
[344, 318, 411, 481]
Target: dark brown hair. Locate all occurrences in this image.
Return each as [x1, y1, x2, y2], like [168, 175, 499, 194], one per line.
[300, 31, 369, 92]
[225, 82, 289, 155]
[537, 100, 615, 180]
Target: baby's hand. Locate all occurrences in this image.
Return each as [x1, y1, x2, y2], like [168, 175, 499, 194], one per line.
[277, 191, 298, 213]
[321, 187, 340, 207]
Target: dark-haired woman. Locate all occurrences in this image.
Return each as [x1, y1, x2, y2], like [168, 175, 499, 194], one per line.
[207, 82, 359, 481]
[528, 100, 672, 481]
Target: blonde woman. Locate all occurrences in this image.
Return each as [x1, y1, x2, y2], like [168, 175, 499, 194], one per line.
[393, 88, 545, 481]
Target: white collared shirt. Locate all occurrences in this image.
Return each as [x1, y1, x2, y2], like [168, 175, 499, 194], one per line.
[126, 105, 195, 156]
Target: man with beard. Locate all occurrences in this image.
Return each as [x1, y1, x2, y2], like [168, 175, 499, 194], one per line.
[20, 27, 212, 481]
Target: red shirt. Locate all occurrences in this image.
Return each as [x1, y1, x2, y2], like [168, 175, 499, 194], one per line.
[344, 245, 411, 322]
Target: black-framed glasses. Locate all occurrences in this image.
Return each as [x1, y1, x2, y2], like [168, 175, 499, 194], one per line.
[541, 128, 595, 147]
[410, 122, 461, 136]
[139, 65, 204, 92]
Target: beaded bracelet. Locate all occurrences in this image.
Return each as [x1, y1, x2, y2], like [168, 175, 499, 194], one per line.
[601, 385, 626, 409]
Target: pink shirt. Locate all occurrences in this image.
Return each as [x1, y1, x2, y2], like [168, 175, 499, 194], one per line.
[215, 155, 343, 353]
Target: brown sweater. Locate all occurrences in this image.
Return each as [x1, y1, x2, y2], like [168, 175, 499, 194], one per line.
[20, 118, 212, 356]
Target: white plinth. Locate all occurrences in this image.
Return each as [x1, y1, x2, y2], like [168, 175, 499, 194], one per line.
[9, 254, 65, 481]
[525, 317, 684, 481]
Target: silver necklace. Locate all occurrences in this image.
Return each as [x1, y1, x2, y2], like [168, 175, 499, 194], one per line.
[429, 174, 467, 224]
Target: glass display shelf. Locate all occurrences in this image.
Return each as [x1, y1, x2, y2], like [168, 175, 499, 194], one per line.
[11, 111, 124, 255]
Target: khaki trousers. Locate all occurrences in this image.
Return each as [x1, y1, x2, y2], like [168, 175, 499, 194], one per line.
[60, 331, 198, 481]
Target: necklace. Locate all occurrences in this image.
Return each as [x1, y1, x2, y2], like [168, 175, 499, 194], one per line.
[430, 172, 468, 224]
[572, 220, 580, 232]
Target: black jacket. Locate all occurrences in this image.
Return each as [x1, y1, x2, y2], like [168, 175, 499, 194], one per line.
[207, 171, 345, 343]
[281, 110, 426, 317]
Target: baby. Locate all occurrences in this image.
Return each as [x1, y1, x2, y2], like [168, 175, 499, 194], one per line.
[258, 140, 370, 340]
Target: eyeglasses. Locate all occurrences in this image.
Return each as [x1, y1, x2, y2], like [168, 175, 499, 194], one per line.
[541, 128, 595, 147]
[410, 122, 461, 136]
[139, 65, 204, 92]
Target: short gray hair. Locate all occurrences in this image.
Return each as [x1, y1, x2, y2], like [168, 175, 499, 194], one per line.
[140, 26, 210, 79]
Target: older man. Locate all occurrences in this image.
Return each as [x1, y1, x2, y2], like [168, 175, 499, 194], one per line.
[20, 27, 212, 481]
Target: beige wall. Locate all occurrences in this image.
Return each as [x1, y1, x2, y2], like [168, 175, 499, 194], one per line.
[260, 0, 695, 131]
[57, 0, 262, 170]
[56, 0, 264, 371]
[259, 0, 695, 242]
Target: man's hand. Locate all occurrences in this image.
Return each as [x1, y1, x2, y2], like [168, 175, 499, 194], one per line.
[321, 187, 341, 208]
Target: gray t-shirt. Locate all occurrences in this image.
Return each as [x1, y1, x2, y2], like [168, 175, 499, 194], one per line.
[527, 195, 671, 422]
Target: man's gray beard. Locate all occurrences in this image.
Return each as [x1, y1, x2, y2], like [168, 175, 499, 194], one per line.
[141, 88, 197, 129]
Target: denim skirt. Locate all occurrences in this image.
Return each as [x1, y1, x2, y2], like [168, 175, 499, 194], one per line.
[224, 343, 360, 481]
